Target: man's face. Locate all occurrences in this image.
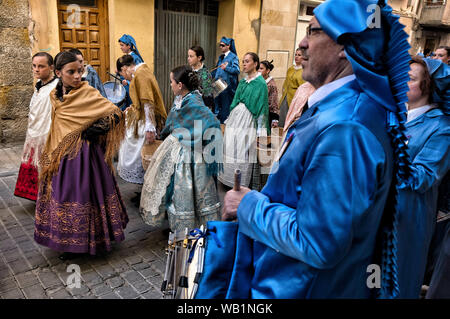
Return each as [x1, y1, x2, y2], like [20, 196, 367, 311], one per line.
[32, 56, 53, 81]
[299, 16, 345, 88]
[219, 42, 230, 54]
[433, 48, 449, 64]
[75, 54, 86, 74]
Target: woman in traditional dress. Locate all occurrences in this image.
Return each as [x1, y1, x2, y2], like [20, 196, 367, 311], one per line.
[140, 65, 222, 232]
[118, 34, 144, 110]
[68, 48, 107, 98]
[118, 34, 144, 65]
[278, 48, 305, 127]
[259, 60, 279, 128]
[14, 52, 58, 201]
[397, 56, 449, 298]
[116, 55, 167, 204]
[188, 46, 215, 111]
[34, 51, 128, 260]
[218, 52, 269, 190]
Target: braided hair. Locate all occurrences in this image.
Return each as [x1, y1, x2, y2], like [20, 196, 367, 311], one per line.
[171, 65, 200, 92]
[260, 60, 274, 72]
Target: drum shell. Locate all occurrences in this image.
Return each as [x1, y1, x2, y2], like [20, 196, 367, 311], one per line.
[212, 78, 228, 98]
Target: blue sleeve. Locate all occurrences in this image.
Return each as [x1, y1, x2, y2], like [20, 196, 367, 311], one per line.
[237, 123, 386, 269]
[404, 125, 450, 193]
[86, 66, 107, 98]
[130, 52, 144, 64]
[224, 55, 240, 75]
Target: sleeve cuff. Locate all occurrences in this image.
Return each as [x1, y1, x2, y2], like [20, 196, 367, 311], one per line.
[237, 190, 267, 232]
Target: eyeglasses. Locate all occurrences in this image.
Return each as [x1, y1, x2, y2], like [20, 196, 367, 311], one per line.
[219, 43, 227, 47]
[306, 25, 323, 38]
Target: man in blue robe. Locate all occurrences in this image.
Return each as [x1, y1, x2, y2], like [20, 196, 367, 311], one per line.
[213, 0, 412, 299]
[212, 36, 240, 123]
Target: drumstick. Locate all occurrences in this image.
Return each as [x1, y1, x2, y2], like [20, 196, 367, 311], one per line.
[210, 65, 220, 72]
[210, 62, 228, 72]
[233, 169, 241, 191]
[107, 72, 122, 82]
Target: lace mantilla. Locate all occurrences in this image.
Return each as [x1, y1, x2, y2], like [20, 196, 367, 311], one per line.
[140, 135, 182, 223]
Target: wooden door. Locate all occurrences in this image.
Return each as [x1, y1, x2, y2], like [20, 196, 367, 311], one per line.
[58, 0, 110, 82]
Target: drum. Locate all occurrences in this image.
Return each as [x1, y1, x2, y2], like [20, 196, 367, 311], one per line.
[212, 78, 228, 98]
[104, 81, 126, 108]
[161, 226, 207, 299]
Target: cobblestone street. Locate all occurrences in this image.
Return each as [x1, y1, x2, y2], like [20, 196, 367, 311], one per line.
[0, 142, 168, 299]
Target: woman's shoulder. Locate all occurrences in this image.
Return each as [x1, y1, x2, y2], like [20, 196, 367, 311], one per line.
[226, 52, 238, 60]
[267, 77, 277, 87]
[254, 75, 269, 87]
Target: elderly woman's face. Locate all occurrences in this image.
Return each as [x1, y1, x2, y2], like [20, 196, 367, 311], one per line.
[407, 63, 426, 105]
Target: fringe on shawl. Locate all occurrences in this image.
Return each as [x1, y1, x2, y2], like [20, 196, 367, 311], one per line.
[38, 108, 125, 199]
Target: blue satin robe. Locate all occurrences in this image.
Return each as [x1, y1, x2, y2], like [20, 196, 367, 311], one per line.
[229, 80, 395, 298]
[212, 51, 240, 94]
[212, 51, 240, 123]
[397, 108, 450, 298]
[84, 65, 107, 98]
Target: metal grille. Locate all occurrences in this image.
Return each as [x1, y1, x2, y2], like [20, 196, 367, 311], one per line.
[155, 0, 219, 110]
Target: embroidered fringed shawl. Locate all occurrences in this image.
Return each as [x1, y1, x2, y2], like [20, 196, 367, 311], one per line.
[127, 63, 167, 138]
[39, 81, 125, 196]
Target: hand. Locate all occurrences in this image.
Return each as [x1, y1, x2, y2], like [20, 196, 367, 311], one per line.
[221, 186, 251, 221]
[145, 131, 156, 144]
[220, 62, 228, 70]
[122, 80, 128, 86]
[271, 120, 279, 128]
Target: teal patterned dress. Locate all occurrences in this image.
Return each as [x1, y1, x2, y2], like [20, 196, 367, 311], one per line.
[195, 65, 215, 111]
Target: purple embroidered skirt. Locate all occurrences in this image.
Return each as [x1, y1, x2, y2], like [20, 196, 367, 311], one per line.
[35, 141, 129, 255]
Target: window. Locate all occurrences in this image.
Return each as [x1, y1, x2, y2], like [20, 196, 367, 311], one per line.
[157, 0, 200, 13]
[306, 6, 315, 16]
[204, 1, 219, 17]
[299, 4, 317, 16]
[155, 0, 218, 16]
[425, 0, 445, 5]
[59, 0, 96, 7]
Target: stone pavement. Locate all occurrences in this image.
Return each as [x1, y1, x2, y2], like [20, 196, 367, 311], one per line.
[0, 142, 168, 299]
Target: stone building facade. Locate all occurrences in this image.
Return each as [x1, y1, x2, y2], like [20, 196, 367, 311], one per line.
[0, 0, 33, 143]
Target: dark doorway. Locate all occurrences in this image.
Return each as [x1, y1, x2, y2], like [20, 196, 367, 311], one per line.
[155, 0, 219, 110]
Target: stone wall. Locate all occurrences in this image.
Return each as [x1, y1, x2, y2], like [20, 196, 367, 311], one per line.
[0, 0, 33, 143]
[259, 0, 299, 100]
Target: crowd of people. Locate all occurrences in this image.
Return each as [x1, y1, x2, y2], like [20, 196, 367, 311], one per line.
[11, 0, 449, 299]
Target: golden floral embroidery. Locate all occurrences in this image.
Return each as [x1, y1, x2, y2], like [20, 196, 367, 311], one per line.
[35, 192, 128, 250]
